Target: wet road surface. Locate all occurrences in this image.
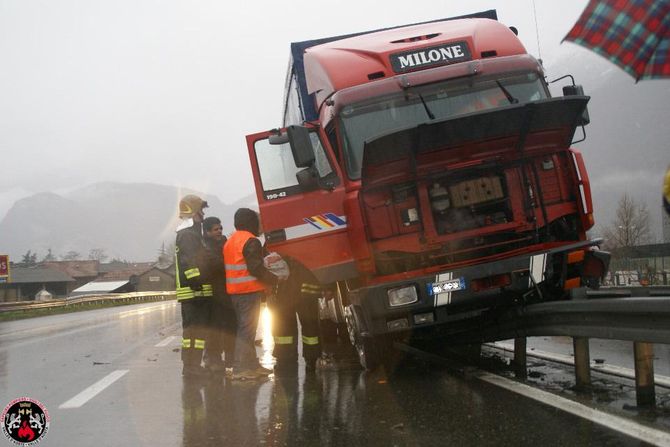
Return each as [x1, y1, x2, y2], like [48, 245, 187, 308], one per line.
[1, 302, 668, 446]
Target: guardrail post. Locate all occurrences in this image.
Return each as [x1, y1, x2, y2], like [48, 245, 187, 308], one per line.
[633, 342, 655, 407]
[573, 337, 591, 388]
[513, 337, 527, 378]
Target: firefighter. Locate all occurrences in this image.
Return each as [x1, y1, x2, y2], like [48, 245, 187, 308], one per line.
[224, 208, 278, 380]
[176, 194, 214, 378]
[271, 259, 322, 373]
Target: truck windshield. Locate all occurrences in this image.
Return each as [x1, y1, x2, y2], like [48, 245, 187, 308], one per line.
[339, 71, 548, 180]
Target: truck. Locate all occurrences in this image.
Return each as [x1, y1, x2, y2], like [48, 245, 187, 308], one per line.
[244, 10, 610, 370]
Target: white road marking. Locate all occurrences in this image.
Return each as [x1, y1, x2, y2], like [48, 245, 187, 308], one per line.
[59, 370, 129, 409]
[398, 342, 670, 445]
[155, 335, 179, 347]
[476, 371, 670, 446]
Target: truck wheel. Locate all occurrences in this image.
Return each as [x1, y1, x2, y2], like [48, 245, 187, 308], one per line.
[356, 336, 381, 371]
[344, 304, 380, 371]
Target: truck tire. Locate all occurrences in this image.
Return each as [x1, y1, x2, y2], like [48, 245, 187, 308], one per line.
[344, 304, 380, 371]
[357, 336, 381, 372]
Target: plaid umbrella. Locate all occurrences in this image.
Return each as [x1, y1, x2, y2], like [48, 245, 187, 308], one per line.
[564, 0, 670, 80]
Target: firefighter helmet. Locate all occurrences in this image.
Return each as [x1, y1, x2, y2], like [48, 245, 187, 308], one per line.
[179, 194, 208, 219]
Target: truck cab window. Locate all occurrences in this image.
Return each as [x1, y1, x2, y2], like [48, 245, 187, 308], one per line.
[311, 132, 334, 178]
[254, 130, 334, 199]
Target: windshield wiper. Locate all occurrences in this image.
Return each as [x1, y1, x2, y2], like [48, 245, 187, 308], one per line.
[400, 76, 435, 120]
[495, 80, 519, 104]
[417, 93, 435, 120]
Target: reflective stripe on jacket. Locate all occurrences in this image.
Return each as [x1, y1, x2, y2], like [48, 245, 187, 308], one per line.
[223, 230, 265, 294]
[175, 225, 214, 301]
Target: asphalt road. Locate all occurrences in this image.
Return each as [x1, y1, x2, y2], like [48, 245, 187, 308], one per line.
[1, 301, 668, 446]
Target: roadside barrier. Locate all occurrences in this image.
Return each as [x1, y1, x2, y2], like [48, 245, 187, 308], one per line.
[0, 291, 176, 313]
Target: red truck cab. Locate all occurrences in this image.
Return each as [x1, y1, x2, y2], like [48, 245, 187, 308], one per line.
[245, 11, 609, 369]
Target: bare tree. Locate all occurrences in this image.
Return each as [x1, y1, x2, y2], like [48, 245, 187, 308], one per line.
[41, 248, 56, 262]
[61, 251, 81, 261]
[88, 248, 108, 262]
[602, 194, 651, 250]
[20, 250, 38, 266]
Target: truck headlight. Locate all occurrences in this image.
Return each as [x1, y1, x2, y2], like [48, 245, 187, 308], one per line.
[387, 285, 418, 307]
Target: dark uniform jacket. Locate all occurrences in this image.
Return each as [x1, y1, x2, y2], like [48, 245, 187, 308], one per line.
[176, 223, 213, 300]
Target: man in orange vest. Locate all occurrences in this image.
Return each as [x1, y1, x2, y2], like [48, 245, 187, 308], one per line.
[224, 208, 279, 380]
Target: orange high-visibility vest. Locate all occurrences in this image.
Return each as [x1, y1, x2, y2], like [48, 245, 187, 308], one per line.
[223, 230, 265, 294]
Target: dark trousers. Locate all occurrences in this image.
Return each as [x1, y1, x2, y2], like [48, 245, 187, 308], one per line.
[272, 293, 321, 364]
[230, 291, 262, 371]
[181, 298, 212, 366]
[205, 294, 237, 367]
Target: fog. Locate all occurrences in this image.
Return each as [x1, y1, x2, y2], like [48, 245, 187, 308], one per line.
[1, 0, 589, 210]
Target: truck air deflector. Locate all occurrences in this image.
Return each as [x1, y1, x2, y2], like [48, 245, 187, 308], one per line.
[361, 96, 589, 179]
[286, 10, 498, 123]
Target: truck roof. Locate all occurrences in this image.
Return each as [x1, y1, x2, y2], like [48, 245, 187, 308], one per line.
[286, 10, 500, 123]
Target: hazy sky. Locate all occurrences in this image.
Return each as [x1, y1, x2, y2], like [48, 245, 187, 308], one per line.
[1, 0, 592, 210]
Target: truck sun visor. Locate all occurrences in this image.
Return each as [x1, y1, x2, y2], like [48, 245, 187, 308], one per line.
[361, 96, 590, 179]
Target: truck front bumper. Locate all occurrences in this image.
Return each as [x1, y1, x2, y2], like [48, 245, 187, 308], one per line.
[346, 240, 609, 339]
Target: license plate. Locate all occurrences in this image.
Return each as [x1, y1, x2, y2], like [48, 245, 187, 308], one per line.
[427, 277, 465, 296]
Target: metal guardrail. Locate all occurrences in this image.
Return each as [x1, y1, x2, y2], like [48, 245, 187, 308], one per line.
[516, 297, 670, 344]
[0, 291, 176, 313]
[412, 287, 670, 408]
[587, 286, 670, 298]
[428, 294, 670, 346]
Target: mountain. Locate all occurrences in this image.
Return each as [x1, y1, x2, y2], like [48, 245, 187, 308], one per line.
[2, 51, 668, 261]
[0, 182, 256, 262]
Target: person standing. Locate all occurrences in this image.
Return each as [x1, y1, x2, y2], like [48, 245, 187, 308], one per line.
[271, 258, 322, 373]
[176, 194, 214, 378]
[201, 216, 236, 374]
[224, 208, 278, 380]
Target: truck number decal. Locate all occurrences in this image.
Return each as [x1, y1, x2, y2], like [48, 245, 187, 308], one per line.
[266, 191, 288, 200]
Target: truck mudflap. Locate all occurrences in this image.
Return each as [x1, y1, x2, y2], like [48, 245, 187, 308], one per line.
[346, 239, 609, 339]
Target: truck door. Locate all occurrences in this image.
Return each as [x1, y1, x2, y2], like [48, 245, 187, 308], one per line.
[245, 126, 353, 283]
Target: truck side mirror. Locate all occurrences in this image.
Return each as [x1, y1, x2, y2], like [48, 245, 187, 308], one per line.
[287, 125, 316, 168]
[563, 84, 590, 126]
[296, 166, 319, 191]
